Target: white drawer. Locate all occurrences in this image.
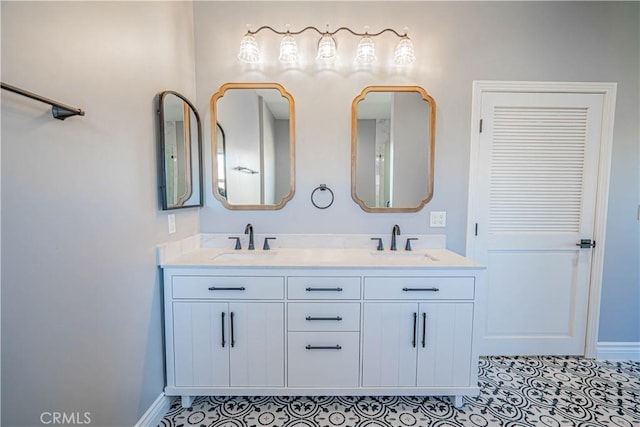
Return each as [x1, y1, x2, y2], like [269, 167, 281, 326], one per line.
[364, 277, 475, 300]
[287, 277, 361, 300]
[288, 303, 360, 332]
[172, 276, 284, 300]
[287, 332, 360, 387]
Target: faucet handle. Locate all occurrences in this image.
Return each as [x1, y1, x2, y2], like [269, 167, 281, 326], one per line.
[405, 238, 418, 251]
[263, 237, 276, 250]
[371, 237, 384, 251]
[228, 236, 242, 250]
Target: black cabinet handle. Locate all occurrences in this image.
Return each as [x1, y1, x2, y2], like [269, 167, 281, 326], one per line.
[402, 287, 439, 292]
[305, 345, 342, 350]
[208, 286, 246, 291]
[412, 312, 417, 348]
[230, 312, 235, 348]
[221, 312, 226, 348]
[422, 312, 427, 348]
[305, 287, 343, 292]
[305, 316, 342, 321]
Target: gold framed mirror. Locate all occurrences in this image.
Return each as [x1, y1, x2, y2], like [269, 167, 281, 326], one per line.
[351, 86, 435, 212]
[211, 83, 295, 210]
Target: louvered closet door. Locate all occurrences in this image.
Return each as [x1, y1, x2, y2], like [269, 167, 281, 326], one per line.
[475, 92, 603, 356]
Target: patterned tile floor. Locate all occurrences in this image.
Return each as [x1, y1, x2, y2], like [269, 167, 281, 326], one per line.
[159, 356, 640, 427]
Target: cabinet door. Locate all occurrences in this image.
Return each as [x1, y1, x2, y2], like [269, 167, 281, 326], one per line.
[416, 303, 473, 387]
[362, 303, 418, 387]
[173, 302, 229, 387]
[228, 302, 284, 387]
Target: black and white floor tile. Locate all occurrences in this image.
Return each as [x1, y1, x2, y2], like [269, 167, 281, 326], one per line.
[159, 356, 640, 427]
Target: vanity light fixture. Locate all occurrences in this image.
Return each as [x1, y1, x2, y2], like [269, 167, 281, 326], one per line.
[316, 32, 338, 64]
[278, 25, 299, 65]
[237, 32, 260, 64]
[393, 35, 416, 66]
[237, 25, 416, 67]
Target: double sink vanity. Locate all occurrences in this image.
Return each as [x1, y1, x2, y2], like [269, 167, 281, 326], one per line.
[156, 83, 484, 409]
[159, 231, 485, 409]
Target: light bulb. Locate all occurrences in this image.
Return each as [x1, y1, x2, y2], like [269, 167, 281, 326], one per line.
[316, 34, 337, 64]
[394, 36, 416, 66]
[237, 33, 260, 64]
[279, 33, 298, 65]
[355, 35, 376, 65]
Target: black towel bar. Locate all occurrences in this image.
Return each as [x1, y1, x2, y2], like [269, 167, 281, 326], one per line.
[1, 82, 85, 120]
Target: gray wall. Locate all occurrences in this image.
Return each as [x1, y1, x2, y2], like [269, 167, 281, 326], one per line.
[1, 2, 199, 426]
[194, 2, 639, 342]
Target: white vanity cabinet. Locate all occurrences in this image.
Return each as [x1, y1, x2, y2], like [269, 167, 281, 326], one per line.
[172, 301, 284, 387]
[286, 276, 361, 387]
[162, 265, 482, 409]
[362, 276, 475, 388]
[164, 271, 285, 408]
[362, 302, 473, 387]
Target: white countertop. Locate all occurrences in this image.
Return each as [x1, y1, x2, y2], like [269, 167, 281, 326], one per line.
[160, 247, 483, 269]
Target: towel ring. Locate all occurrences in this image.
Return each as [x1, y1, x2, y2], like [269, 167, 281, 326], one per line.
[311, 184, 334, 209]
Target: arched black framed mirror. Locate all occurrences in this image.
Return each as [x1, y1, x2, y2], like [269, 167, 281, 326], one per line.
[157, 91, 203, 210]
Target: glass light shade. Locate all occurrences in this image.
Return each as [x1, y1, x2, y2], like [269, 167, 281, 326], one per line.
[279, 34, 298, 64]
[237, 33, 260, 63]
[394, 37, 416, 65]
[316, 34, 337, 64]
[355, 36, 376, 64]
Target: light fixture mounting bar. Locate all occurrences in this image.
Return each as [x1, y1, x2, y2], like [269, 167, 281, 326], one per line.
[247, 25, 407, 39]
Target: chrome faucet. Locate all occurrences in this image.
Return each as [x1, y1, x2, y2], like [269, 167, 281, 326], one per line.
[244, 223, 255, 250]
[390, 224, 401, 251]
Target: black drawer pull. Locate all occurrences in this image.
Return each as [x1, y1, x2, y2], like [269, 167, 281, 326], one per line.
[305, 316, 343, 321]
[305, 287, 343, 292]
[402, 287, 439, 292]
[208, 286, 246, 291]
[305, 345, 342, 350]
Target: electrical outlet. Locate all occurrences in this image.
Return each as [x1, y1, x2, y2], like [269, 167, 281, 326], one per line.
[430, 211, 446, 228]
[168, 214, 176, 234]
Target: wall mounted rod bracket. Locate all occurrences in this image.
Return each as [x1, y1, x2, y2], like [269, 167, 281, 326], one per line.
[1, 82, 85, 120]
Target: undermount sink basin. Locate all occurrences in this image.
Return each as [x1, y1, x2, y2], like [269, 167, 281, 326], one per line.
[369, 251, 439, 262]
[212, 251, 278, 261]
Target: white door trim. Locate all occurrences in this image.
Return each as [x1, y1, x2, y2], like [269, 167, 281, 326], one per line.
[466, 81, 617, 358]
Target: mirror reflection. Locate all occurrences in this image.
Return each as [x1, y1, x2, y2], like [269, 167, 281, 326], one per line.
[211, 83, 295, 210]
[158, 91, 203, 210]
[351, 86, 435, 212]
[215, 123, 227, 198]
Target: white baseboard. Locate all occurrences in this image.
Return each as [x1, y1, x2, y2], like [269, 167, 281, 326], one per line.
[597, 342, 640, 361]
[135, 393, 174, 427]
